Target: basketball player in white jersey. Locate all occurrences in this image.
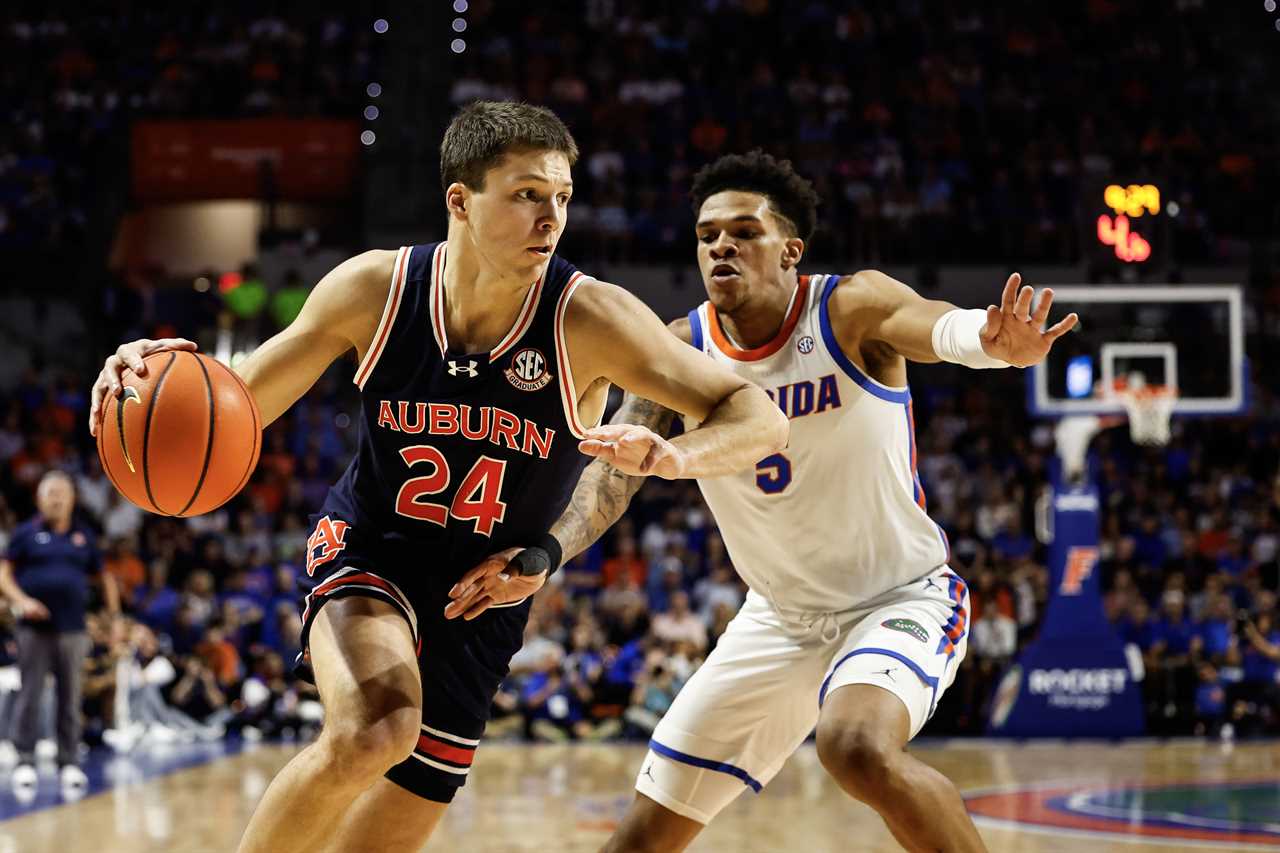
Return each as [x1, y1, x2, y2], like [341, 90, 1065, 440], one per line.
[447, 151, 1077, 852]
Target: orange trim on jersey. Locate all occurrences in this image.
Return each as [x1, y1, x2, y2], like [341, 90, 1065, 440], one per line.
[554, 272, 588, 437]
[489, 274, 544, 363]
[906, 399, 927, 511]
[706, 276, 809, 361]
[354, 247, 411, 388]
[430, 244, 448, 355]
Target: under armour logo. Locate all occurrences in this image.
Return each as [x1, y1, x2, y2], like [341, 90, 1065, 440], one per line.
[447, 360, 479, 378]
[642, 763, 655, 782]
[924, 578, 942, 592]
[875, 667, 898, 682]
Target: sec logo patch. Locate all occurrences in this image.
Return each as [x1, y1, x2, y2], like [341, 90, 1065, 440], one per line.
[505, 348, 553, 391]
[797, 335, 815, 354]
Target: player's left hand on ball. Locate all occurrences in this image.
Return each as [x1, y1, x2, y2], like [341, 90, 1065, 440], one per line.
[979, 273, 1079, 368]
[579, 424, 686, 479]
[444, 547, 545, 621]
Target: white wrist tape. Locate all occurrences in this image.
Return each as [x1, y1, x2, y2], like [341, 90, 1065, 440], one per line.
[931, 308, 1008, 368]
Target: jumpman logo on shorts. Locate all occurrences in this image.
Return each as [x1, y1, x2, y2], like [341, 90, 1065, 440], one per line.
[923, 577, 942, 592]
[642, 763, 656, 782]
[875, 667, 899, 682]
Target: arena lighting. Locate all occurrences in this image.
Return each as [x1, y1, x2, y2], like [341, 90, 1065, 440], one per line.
[453, 0, 468, 12]
[451, 38, 466, 53]
[366, 82, 382, 98]
[364, 105, 379, 120]
[453, 18, 467, 32]
[1269, 0, 1277, 12]
[373, 18, 389, 34]
[360, 130, 376, 145]
[193, 277, 210, 293]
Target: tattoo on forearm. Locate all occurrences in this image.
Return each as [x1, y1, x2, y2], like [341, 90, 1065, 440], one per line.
[552, 394, 676, 561]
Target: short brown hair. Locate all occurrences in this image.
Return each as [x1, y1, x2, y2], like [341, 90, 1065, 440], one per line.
[440, 101, 579, 191]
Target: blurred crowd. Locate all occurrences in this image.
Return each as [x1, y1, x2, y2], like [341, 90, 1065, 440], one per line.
[453, 0, 1277, 268]
[0, 5, 370, 254]
[3, 340, 1280, 745]
[1, 1, 1280, 751]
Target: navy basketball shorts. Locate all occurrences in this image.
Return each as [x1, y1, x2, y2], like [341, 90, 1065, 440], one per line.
[297, 513, 530, 803]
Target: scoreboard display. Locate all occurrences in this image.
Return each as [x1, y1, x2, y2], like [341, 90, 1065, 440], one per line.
[1088, 181, 1167, 269]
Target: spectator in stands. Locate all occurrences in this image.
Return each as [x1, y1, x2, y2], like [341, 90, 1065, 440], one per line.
[651, 590, 707, 653]
[0, 470, 119, 791]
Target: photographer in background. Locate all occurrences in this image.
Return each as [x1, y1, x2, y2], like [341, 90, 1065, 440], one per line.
[0, 470, 120, 792]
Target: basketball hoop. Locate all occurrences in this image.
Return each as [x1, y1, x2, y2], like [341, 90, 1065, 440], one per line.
[1113, 378, 1177, 446]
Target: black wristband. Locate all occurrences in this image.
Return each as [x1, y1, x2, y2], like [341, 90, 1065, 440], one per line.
[511, 533, 563, 578]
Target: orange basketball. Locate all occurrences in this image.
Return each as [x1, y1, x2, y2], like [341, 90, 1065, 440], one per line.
[96, 351, 262, 517]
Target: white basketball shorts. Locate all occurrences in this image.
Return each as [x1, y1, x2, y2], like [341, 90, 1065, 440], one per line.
[636, 566, 970, 824]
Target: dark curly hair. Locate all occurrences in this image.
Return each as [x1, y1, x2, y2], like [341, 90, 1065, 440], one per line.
[689, 150, 820, 243]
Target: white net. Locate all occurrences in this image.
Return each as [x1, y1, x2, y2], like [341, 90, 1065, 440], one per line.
[1116, 384, 1177, 445]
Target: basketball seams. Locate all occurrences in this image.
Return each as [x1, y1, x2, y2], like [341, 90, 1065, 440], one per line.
[95, 410, 129, 505]
[140, 352, 177, 515]
[176, 353, 216, 516]
[211, 356, 261, 508]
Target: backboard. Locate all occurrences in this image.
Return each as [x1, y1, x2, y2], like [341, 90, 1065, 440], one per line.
[1027, 285, 1246, 417]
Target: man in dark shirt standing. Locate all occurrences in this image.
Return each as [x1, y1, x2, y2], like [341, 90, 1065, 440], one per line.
[0, 470, 119, 792]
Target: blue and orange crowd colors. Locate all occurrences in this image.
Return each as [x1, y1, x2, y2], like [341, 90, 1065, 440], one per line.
[0, 2, 1278, 744]
[2, 340, 1280, 741]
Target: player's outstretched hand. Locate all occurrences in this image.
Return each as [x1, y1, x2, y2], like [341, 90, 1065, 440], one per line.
[578, 424, 687, 479]
[89, 337, 198, 437]
[444, 547, 545, 621]
[980, 273, 1078, 368]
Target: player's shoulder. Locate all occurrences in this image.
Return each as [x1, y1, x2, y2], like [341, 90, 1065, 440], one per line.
[311, 249, 401, 309]
[666, 315, 694, 345]
[824, 270, 911, 321]
[561, 276, 635, 320]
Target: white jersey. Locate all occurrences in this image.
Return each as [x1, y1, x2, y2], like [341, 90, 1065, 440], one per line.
[688, 273, 950, 614]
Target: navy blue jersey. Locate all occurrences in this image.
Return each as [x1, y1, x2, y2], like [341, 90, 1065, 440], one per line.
[311, 242, 598, 585]
[4, 517, 101, 632]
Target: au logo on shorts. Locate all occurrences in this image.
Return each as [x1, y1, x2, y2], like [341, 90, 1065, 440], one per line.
[505, 347, 553, 392]
[881, 618, 928, 644]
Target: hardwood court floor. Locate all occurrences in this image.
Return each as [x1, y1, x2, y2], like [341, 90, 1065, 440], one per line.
[1, 739, 1278, 852]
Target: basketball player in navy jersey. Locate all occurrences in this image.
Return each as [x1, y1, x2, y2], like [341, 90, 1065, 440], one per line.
[450, 151, 1077, 852]
[88, 103, 787, 853]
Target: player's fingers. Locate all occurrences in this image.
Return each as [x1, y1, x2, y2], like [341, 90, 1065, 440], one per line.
[638, 439, 676, 475]
[117, 343, 150, 376]
[1044, 313, 1080, 341]
[462, 594, 496, 621]
[616, 427, 653, 448]
[583, 424, 632, 443]
[151, 338, 198, 352]
[1000, 273, 1020, 313]
[1014, 284, 1034, 321]
[450, 557, 506, 598]
[980, 305, 1002, 342]
[89, 377, 110, 435]
[578, 439, 619, 463]
[1031, 288, 1055, 326]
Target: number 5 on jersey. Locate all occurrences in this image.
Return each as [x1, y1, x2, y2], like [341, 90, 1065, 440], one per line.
[396, 446, 508, 536]
[755, 453, 792, 494]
